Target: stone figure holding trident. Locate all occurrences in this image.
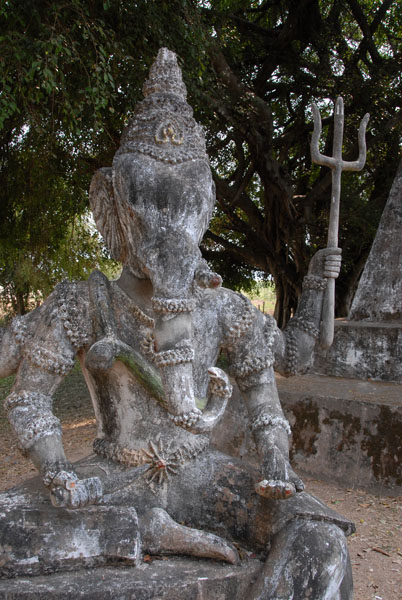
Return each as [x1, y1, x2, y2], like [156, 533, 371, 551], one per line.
[0, 50, 364, 599]
[311, 97, 370, 348]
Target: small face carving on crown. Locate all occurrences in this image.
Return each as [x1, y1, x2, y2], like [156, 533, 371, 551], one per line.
[155, 119, 184, 146]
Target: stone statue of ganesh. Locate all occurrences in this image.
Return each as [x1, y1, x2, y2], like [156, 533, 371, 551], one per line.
[0, 49, 353, 599]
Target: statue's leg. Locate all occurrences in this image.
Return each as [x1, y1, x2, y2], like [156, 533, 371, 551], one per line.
[249, 518, 351, 600]
[141, 507, 239, 564]
[95, 449, 353, 598]
[164, 450, 353, 599]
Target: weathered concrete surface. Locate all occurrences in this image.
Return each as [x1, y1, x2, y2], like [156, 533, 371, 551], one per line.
[211, 377, 402, 494]
[0, 485, 140, 578]
[310, 319, 402, 382]
[279, 374, 402, 494]
[0, 556, 262, 599]
[349, 157, 402, 322]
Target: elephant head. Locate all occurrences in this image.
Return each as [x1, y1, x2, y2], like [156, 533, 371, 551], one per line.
[89, 48, 228, 432]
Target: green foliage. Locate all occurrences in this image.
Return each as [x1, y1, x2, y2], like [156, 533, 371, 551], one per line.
[0, 209, 119, 316]
[0, 0, 207, 315]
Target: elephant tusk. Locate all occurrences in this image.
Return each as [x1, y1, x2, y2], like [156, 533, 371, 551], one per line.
[84, 337, 167, 409]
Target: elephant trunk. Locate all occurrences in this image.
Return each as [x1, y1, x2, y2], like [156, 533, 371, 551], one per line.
[152, 301, 231, 433]
[153, 309, 198, 417]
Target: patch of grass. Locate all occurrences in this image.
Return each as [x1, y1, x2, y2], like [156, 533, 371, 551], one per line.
[243, 282, 276, 315]
[0, 363, 93, 431]
[0, 376, 14, 402]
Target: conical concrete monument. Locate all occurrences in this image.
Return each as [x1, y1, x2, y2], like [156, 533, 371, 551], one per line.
[312, 157, 402, 382]
[349, 157, 402, 322]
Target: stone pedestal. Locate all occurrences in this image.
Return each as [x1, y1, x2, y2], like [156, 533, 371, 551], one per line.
[0, 557, 262, 599]
[0, 464, 262, 597]
[312, 157, 402, 383]
[0, 487, 140, 578]
[310, 319, 402, 382]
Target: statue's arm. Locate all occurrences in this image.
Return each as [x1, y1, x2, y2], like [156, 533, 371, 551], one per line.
[6, 358, 76, 485]
[233, 362, 304, 500]
[222, 296, 301, 499]
[274, 248, 342, 375]
[3, 282, 94, 505]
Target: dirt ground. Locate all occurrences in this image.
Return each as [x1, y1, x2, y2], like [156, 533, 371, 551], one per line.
[0, 368, 401, 600]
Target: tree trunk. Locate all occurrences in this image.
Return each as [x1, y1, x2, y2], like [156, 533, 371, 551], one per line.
[273, 275, 300, 329]
[15, 291, 27, 316]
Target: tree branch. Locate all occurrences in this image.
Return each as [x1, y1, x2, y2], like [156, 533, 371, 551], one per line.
[204, 230, 267, 270]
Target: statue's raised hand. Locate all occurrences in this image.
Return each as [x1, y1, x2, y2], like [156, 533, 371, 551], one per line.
[308, 247, 342, 279]
[255, 446, 304, 500]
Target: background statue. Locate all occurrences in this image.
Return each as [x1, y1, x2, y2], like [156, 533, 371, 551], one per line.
[0, 49, 352, 599]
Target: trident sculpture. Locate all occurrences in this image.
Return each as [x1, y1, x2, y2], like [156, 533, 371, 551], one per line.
[311, 97, 370, 349]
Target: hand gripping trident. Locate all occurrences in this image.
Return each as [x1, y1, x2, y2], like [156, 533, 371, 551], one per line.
[311, 97, 369, 349]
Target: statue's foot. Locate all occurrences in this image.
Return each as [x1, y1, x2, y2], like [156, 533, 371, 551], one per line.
[141, 507, 239, 564]
[256, 446, 304, 500]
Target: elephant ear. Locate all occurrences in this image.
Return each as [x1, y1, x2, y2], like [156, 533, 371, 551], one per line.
[89, 167, 127, 263]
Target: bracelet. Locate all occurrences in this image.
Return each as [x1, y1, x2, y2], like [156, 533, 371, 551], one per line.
[230, 354, 273, 380]
[302, 275, 327, 291]
[251, 414, 291, 436]
[288, 317, 320, 339]
[154, 346, 194, 367]
[24, 344, 75, 375]
[168, 408, 202, 428]
[152, 297, 196, 314]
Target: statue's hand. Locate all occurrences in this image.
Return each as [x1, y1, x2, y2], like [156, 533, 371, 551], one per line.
[307, 247, 342, 280]
[255, 446, 304, 500]
[49, 471, 103, 509]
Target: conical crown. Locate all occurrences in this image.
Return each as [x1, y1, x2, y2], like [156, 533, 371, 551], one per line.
[117, 48, 207, 164]
[142, 48, 187, 99]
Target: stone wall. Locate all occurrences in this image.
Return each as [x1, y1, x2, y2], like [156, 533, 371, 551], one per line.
[211, 376, 402, 494]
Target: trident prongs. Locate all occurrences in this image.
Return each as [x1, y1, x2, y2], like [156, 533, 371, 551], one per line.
[310, 97, 369, 349]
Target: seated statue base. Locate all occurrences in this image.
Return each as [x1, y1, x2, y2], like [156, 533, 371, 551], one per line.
[0, 451, 354, 599]
[310, 319, 402, 382]
[0, 471, 261, 599]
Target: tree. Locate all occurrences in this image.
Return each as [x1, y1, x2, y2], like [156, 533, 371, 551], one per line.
[198, 0, 402, 325]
